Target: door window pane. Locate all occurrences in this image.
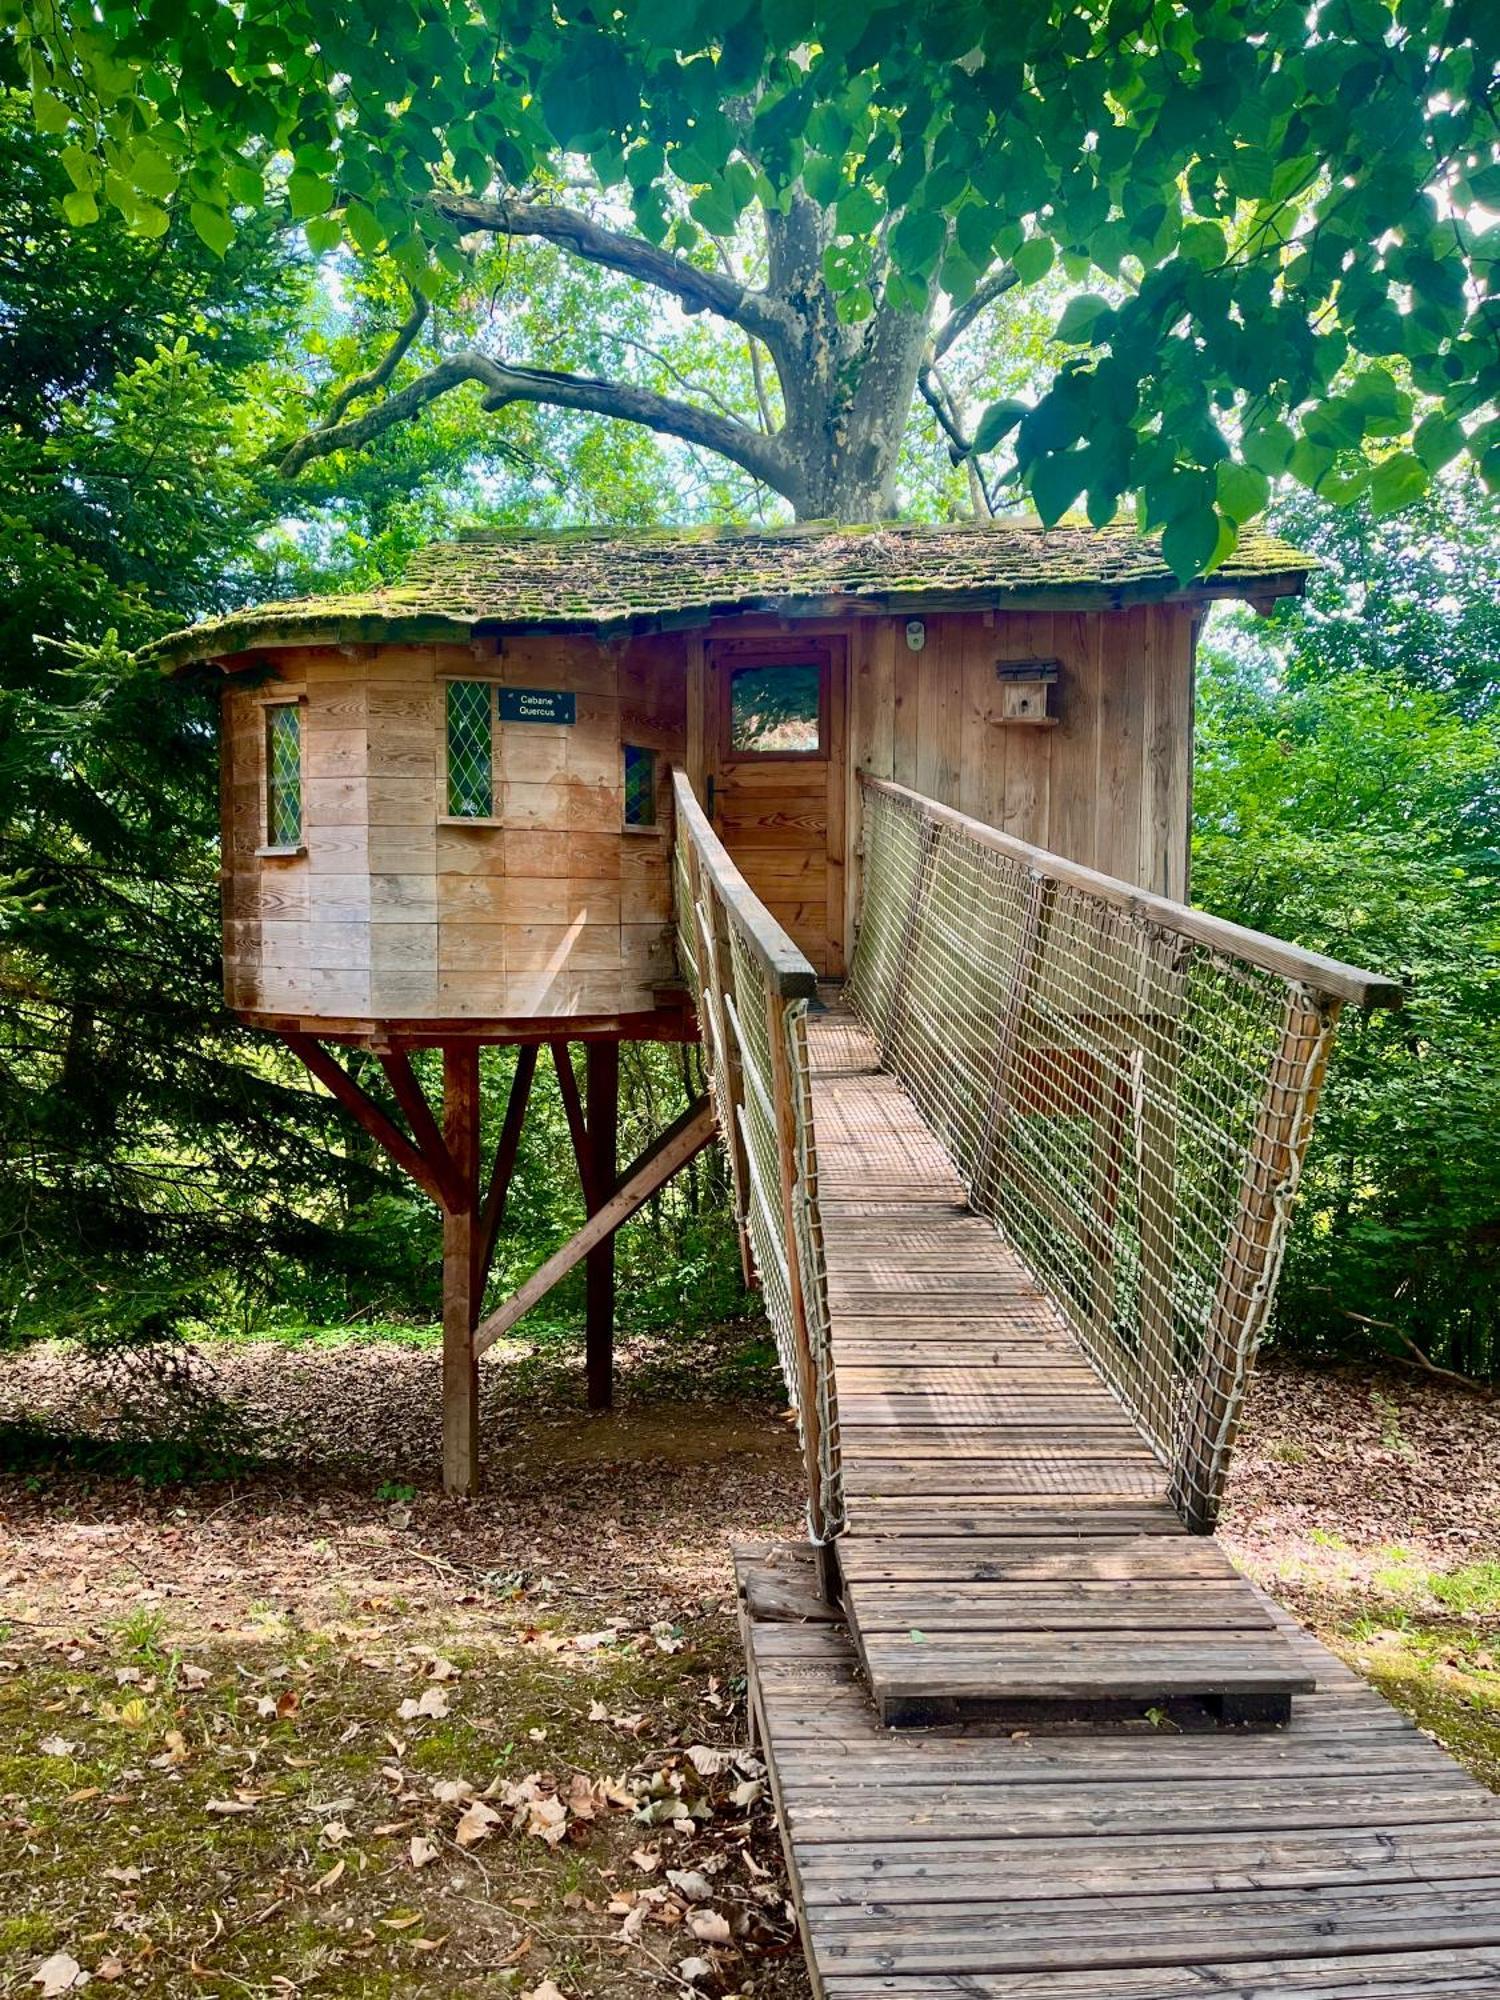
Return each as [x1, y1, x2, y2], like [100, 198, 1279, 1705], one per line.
[729, 662, 821, 754]
[264, 703, 302, 847]
[446, 680, 494, 817]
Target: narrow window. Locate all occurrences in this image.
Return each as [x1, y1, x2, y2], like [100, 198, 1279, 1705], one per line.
[446, 680, 494, 818]
[728, 661, 822, 755]
[264, 702, 302, 847]
[623, 743, 656, 827]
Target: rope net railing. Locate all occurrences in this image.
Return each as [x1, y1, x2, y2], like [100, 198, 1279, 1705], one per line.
[670, 769, 841, 1542]
[847, 776, 1401, 1531]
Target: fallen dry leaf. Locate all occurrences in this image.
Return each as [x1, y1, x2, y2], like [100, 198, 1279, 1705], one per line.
[314, 1859, 346, 1892]
[522, 1982, 569, 2000]
[454, 1799, 501, 1848]
[686, 1909, 732, 1943]
[205, 1798, 255, 1816]
[396, 1687, 449, 1723]
[39, 1736, 76, 1758]
[31, 1954, 88, 1995]
[408, 1836, 439, 1871]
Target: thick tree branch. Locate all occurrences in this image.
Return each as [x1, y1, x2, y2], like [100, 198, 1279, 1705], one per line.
[931, 263, 1020, 361]
[277, 349, 792, 494]
[429, 192, 796, 350]
[321, 292, 429, 428]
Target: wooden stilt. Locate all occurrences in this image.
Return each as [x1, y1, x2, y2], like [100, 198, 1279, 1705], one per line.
[441, 1043, 481, 1497]
[585, 1039, 620, 1410]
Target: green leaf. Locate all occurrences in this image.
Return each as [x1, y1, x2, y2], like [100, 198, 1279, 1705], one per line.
[1413, 412, 1464, 473]
[1367, 451, 1429, 518]
[303, 213, 341, 255]
[1054, 294, 1112, 344]
[889, 207, 946, 280]
[1215, 461, 1271, 525]
[189, 200, 235, 257]
[33, 89, 70, 135]
[971, 400, 1027, 456]
[835, 184, 881, 236]
[1161, 504, 1223, 581]
[287, 170, 334, 220]
[1030, 450, 1088, 526]
[1243, 420, 1295, 476]
[801, 152, 843, 208]
[344, 200, 385, 254]
[133, 200, 170, 240]
[62, 187, 99, 227]
[1011, 236, 1054, 286]
[129, 143, 177, 201]
[1177, 219, 1226, 268]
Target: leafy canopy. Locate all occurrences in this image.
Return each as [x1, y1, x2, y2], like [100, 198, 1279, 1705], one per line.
[7, 0, 1500, 562]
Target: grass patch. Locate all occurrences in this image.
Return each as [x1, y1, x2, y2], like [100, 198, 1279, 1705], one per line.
[0, 1613, 803, 1998]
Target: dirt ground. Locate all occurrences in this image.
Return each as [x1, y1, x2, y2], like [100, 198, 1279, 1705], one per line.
[4, 1329, 1500, 1998]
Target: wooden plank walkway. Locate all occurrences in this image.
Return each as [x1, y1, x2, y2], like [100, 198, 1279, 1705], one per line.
[807, 1005, 1311, 1726]
[739, 1541, 1500, 1998]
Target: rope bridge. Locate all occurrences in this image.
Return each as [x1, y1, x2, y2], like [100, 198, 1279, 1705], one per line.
[673, 766, 1399, 1542]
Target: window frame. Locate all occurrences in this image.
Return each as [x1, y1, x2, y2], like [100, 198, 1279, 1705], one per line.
[258, 694, 306, 856]
[716, 642, 832, 764]
[621, 742, 660, 833]
[439, 676, 501, 825]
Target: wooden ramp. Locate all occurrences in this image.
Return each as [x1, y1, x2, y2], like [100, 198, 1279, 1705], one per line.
[739, 1541, 1500, 1999]
[808, 1006, 1313, 1728]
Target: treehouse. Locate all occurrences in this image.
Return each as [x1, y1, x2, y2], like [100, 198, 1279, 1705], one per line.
[152, 518, 1395, 1547]
[153, 514, 1405, 1738]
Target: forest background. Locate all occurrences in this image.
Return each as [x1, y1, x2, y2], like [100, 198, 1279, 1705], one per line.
[1, 93, 1495, 1401]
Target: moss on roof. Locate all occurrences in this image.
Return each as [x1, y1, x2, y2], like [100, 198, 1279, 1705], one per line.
[148, 519, 1311, 670]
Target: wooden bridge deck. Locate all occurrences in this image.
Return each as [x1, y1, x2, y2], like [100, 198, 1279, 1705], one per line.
[808, 1006, 1310, 1727]
[739, 1541, 1500, 1998]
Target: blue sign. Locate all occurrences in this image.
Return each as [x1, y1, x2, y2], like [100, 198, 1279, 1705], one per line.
[499, 687, 576, 726]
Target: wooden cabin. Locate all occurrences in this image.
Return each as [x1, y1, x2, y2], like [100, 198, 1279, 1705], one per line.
[151, 520, 1311, 1490]
[155, 521, 1309, 1018]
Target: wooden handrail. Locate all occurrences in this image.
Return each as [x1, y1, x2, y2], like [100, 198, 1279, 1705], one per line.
[671, 768, 819, 998]
[859, 775, 1404, 1012]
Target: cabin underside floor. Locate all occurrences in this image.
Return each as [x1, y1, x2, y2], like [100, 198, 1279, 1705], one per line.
[806, 1004, 1310, 1728]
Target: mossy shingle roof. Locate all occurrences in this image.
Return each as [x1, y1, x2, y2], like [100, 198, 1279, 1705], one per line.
[149, 520, 1311, 669]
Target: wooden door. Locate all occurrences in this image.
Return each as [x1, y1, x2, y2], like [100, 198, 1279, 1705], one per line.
[707, 638, 846, 977]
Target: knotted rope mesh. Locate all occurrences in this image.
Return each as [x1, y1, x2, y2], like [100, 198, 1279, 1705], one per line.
[847, 778, 1342, 1529]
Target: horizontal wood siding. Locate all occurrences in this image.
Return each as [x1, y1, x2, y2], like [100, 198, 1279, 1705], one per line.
[221, 632, 685, 1027]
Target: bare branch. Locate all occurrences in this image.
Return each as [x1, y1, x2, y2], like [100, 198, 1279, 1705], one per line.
[277, 349, 792, 495]
[429, 192, 796, 350]
[321, 292, 430, 429]
[931, 263, 1020, 362]
[917, 364, 995, 517]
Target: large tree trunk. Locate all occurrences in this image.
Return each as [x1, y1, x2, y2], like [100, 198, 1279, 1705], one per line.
[767, 195, 931, 523]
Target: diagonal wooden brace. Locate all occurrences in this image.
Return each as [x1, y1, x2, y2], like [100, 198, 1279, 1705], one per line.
[473, 1097, 716, 1357]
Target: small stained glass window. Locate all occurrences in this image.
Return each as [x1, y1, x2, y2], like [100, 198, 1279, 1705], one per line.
[623, 744, 656, 827]
[264, 702, 302, 847]
[446, 680, 494, 818]
[729, 662, 822, 755]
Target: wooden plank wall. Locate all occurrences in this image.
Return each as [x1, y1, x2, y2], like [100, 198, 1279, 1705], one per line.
[220, 633, 685, 1026]
[220, 601, 1194, 1028]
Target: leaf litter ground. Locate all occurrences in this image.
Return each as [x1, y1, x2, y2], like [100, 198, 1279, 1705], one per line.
[4, 1330, 1500, 1995]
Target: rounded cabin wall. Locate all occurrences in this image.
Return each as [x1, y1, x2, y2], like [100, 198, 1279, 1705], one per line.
[220, 634, 685, 1029]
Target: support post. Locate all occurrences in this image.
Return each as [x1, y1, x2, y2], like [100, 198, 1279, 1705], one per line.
[441, 1043, 481, 1497]
[585, 1039, 620, 1410]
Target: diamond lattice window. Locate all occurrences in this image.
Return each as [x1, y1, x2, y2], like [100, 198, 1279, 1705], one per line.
[264, 703, 302, 847]
[623, 744, 656, 826]
[446, 681, 494, 818]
